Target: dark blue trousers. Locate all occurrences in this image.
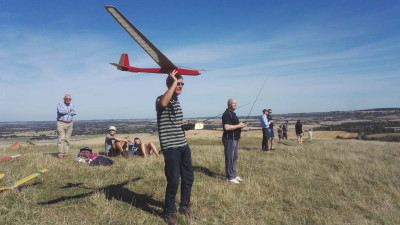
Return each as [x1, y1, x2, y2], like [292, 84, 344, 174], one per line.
[163, 145, 194, 215]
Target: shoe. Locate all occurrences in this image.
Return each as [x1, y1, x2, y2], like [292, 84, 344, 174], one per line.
[164, 215, 178, 225]
[178, 208, 200, 221]
[235, 176, 243, 181]
[122, 151, 130, 158]
[270, 148, 275, 150]
[227, 178, 240, 184]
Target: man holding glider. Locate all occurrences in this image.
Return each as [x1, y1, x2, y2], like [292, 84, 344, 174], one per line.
[56, 94, 76, 158]
[156, 69, 198, 224]
[222, 98, 247, 184]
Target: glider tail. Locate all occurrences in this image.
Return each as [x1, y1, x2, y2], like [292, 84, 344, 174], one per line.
[110, 53, 130, 71]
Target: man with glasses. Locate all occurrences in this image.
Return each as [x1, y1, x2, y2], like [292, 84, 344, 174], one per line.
[56, 94, 76, 158]
[156, 69, 198, 224]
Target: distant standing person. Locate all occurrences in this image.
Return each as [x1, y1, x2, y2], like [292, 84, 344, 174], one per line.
[156, 70, 198, 224]
[277, 125, 283, 143]
[308, 128, 313, 142]
[260, 109, 270, 151]
[295, 120, 305, 146]
[56, 94, 76, 158]
[267, 109, 275, 150]
[282, 121, 289, 140]
[222, 98, 247, 184]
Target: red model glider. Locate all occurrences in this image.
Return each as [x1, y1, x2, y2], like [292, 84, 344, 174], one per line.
[105, 6, 201, 76]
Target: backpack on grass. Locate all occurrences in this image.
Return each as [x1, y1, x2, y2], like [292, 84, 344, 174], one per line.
[90, 156, 114, 166]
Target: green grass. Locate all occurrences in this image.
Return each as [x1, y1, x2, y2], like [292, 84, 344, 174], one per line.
[1, 137, 399, 224]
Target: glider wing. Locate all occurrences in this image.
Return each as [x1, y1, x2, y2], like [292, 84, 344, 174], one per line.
[105, 6, 176, 70]
[0, 169, 48, 191]
[0, 153, 24, 162]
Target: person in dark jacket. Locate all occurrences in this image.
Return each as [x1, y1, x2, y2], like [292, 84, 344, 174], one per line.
[295, 120, 305, 146]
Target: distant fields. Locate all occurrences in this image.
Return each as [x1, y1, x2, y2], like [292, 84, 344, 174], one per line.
[1, 133, 399, 224]
[0, 130, 357, 148]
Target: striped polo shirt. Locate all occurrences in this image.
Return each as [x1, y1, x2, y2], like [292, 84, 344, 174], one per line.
[156, 95, 187, 150]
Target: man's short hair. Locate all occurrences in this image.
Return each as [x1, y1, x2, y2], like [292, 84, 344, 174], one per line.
[227, 98, 235, 107]
[263, 109, 268, 113]
[166, 74, 183, 87]
[64, 94, 71, 99]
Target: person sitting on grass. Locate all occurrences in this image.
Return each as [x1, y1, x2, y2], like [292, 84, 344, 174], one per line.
[131, 137, 160, 158]
[104, 126, 131, 158]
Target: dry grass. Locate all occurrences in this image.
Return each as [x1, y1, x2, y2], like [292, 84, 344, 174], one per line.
[0, 133, 399, 224]
[366, 133, 400, 138]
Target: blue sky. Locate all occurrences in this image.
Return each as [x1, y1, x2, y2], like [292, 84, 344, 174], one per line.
[1, 0, 399, 122]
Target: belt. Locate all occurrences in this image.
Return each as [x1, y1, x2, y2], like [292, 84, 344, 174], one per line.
[57, 120, 72, 124]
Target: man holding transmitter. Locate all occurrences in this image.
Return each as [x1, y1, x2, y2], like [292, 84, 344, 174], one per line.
[222, 98, 247, 184]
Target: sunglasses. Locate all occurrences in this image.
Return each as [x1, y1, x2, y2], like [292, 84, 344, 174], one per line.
[177, 82, 184, 86]
[65, 98, 72, 100]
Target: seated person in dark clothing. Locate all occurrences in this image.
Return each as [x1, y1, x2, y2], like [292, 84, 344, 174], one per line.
[131, 137, 160, 158]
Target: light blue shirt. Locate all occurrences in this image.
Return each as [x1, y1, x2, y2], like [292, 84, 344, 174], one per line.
[57, 102, 76, 122]
[260, 114, 269, 128]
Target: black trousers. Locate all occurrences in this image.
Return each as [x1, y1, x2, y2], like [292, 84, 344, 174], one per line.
[262, 128, 270, 150]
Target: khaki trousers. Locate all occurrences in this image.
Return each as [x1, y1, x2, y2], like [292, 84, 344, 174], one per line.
[57, 121, 73, 155]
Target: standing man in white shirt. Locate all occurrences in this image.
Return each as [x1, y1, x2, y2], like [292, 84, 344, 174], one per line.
[56, 94, 76, 158]
[260, 109, 270, 151]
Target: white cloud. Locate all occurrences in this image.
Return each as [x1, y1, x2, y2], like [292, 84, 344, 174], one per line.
[0, 21, 399, 121]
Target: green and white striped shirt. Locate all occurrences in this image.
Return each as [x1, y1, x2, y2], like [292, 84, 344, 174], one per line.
[156, 95, 187, 150]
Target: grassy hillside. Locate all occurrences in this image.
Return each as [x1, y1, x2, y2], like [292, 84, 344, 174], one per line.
[0, 137, 399, 224]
